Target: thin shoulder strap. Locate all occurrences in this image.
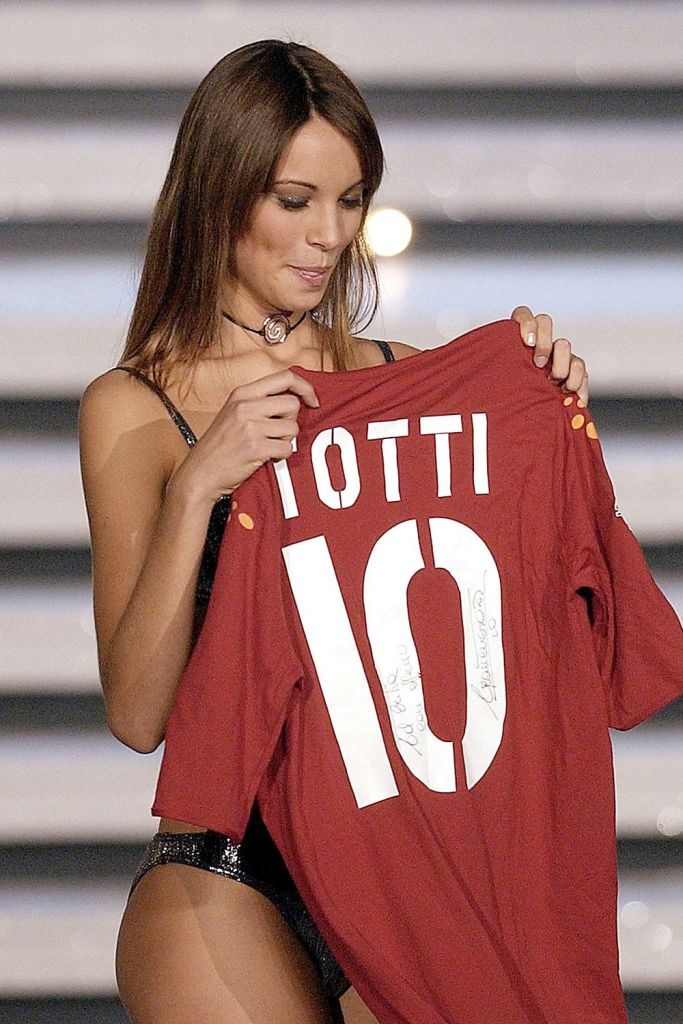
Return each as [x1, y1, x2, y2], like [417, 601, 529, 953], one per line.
[114, 366, 198, 447]
[371, 338, 395, 363]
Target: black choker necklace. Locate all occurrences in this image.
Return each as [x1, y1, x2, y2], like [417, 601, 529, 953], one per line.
[221, 308, 308, 345]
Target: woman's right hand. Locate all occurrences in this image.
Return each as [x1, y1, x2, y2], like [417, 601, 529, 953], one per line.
[168, 368, 320, 506]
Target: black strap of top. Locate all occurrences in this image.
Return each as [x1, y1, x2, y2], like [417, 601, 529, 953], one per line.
[114, 338, 394, 446]
[372, 338, 395, 363]
[114, 366, 198, 447]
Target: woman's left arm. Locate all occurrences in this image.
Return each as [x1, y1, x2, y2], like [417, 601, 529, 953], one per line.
[510, 305, 589, 405]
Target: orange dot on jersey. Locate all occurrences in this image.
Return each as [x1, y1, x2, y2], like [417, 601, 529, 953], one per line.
[237, 512, 254, 530]
[577, 399, 586, 408]
[586, 422, 598, 439]
[563, 396, 573, 406]
[571, 414, 585, 429]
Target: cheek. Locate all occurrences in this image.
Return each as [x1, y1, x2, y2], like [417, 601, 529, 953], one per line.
[237, 198, 285, 252]
[252, 209, 300, 260]
[233, 229, 284, 282]
[237, 204, 364, 270]
[268, 212, 301, 251]
[345, 210, 364, 244]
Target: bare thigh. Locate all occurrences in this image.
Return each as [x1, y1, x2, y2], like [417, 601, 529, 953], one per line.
[116, 862, 340, 1024]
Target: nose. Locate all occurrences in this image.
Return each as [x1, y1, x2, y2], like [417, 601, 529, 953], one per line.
[306, 203, 348, 252]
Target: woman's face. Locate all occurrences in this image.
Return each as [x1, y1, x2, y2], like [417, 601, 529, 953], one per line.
[227, 114, 365, 319]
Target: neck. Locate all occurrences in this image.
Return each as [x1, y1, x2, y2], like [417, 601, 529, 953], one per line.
[220, 306, 329, 363]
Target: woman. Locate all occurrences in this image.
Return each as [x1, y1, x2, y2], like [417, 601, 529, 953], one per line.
[78, 40, 589, 1024]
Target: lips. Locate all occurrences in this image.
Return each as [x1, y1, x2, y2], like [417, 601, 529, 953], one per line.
[291, 266, 330, 286]
[292, 266, 331, 273]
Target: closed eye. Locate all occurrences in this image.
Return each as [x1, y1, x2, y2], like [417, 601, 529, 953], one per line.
[277, 195, 364, 211]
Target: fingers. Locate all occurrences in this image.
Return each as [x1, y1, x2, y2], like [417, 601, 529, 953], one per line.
[240, 367, 320, 408]
[511, 306, 591, 405]
[563, 356, 590, 405]
[547, 339, 572, 382]
[286, 371, 321, 408]
[510, 306, 537, 349]
[556, 352, 586, 388]
[530, 313, 554, 367]
[548, 342, 590, 405]
[253, 394, 304, 422]
[510, 307, 553, 366]
[551, 349, 590, 405]
[260, 410, 300, 440]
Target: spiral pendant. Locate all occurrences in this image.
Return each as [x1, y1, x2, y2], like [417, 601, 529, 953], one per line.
[262, 314, 291, 344]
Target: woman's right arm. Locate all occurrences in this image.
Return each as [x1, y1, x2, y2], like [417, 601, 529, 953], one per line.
[78, 367, 319, 754]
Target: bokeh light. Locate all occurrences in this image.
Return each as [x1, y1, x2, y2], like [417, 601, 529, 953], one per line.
[365, 207, 413, 257]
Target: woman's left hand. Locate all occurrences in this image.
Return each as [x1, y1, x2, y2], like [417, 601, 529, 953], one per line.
[511, 306, 589, 406]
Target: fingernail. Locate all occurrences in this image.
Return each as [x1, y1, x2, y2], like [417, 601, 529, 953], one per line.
[534, 353, 548, 367]
[525, 332, 536, 347]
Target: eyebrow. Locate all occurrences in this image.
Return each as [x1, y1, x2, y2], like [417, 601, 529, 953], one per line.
[274, 178, 365, 192]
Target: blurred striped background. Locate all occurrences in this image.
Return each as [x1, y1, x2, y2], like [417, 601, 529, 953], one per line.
[0, 3, 681, 1022]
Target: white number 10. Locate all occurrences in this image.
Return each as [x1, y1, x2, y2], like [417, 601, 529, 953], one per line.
[281, 517, 506, 809]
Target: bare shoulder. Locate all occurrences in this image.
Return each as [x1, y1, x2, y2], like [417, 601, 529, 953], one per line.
[80, 366, 151, 439]
[78, 365, 177, 478]
[385, 340, 421, 360]
[358, 338, 421, 365]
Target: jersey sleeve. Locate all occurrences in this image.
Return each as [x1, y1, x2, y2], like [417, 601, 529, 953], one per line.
[151, 466, 304, 841]
[562, 406, 683, 730]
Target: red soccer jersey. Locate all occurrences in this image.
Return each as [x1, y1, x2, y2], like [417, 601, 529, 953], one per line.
[153, 318, 683, 1024]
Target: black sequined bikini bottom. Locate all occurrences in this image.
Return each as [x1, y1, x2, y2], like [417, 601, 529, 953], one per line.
[128, 806, 350, 1011]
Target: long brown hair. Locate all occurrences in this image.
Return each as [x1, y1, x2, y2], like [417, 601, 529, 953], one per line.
[119, 39, 386, 395]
